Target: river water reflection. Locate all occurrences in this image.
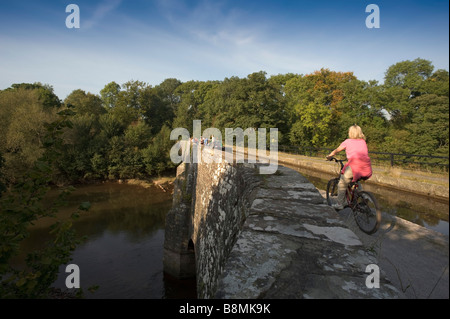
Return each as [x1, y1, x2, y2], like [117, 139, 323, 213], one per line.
[15, 181, 196, 299]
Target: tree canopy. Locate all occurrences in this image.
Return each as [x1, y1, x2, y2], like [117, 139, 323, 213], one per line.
[0, 58, 448, 186]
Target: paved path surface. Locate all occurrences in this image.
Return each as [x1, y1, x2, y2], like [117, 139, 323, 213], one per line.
[327, 196, 449, 299]
[215, 165, 404, 299]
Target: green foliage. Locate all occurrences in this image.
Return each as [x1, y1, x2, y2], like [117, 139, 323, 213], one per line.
[8, 83, 61, 109]
[189, 72, 289, 144]
[378, 60, 449, 157]
[0, 153, 5, 196]
[1, 58, 448, 185]
[99, 112, 125, 139]
[285, 69, 358, 148]
[142, 125, 176, 176]
[64, 89, 106, 117]
[0, 109, 89, 298]
[421, 69, 450, 96]
[124, 121, 152, 149]
[406, 94, 449, 155]
[384, 58, 434, 97]
[0, 87, 60, 183]
[100, 81, 121, 108]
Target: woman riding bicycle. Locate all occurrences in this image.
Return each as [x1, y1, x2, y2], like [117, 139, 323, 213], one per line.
[326, 125, 373, 210]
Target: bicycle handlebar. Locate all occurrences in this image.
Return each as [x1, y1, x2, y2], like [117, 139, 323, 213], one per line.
[326, 156, 346, 170]
[326, 156, 344, 162]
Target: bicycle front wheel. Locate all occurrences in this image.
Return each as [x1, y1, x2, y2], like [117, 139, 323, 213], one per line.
[326, 178, 340, 206]
[353, 191, 381, 234]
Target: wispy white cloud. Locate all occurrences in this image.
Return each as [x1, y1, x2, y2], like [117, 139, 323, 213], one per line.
[83, 0, 123, 30]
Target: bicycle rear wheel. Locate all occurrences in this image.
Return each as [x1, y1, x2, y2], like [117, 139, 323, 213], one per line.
[326, 178, 340, 206]
[353, 191, 381, 234]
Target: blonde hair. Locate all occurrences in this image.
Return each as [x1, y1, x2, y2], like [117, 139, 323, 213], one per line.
[348, 124, 366, 140]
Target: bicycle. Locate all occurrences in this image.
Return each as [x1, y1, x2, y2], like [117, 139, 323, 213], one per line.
[325, 156, 382, 235]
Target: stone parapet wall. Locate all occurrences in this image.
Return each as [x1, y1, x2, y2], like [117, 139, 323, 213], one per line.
[163, 161, 261, 298]
[192, 162, 261, 298]
[163, 163, 197, 279]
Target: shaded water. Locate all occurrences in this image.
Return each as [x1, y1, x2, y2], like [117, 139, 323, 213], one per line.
[13, 181, 196, 299]
[286, 164, 449, 237]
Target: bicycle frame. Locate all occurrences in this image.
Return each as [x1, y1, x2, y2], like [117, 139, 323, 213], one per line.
[329, 157, 359, 208]
[345, 182, 359, 208]
[326, 156, 381, 234]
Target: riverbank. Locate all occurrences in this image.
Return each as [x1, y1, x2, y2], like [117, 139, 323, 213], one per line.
[25, 175, 176, 231]
[49, 167, 177, 191]
[51, 173, 177, 193]
[117, 176, 176, 193]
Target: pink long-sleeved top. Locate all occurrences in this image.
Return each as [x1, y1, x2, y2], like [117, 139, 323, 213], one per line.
[339, 138, 373, 182]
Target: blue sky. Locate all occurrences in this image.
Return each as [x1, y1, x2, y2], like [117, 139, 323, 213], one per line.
[0, 0, 448, 99]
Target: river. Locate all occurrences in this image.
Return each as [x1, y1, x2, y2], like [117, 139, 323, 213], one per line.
[13, 181, 196, 299]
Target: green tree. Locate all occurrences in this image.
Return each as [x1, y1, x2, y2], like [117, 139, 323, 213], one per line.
[0, 109, 89, 298]
[380, 59, 449, 157]
[142, 125, 176, 176]
[406, 94, 449, 157]
[334, 79, 388, 149]
[100, 82, 121, 108]
[53, 91, 108, 182]
[117, 80, 149, 115]
[289, 102, 333, 148]
[189, 80, 220, 129]
[139, 86, 165, 135]
[101, 80, 149, 129]
[384, 58, 434, 98]
[420, 69, 449, 97]
[382, 58, 435, 127]
[172, 81, 205, 132]
[90, 153, 108, 179]
[156, 78, 182, 114]
[0, 87, 59, 183]
[200, 72, 288, 141]
[98, 113, 126, 139]
[64, 89, 106, 117]
[285, 69, 356, 148]
[125, 121, 151, 148]
[0, 153, 5, 196]
[57, 114, 102, 181]
[8, 83, 61, 109]
[106, 135, 124, 179]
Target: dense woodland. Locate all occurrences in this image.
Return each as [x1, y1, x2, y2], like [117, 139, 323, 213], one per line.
[0, 58, 448, 187]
